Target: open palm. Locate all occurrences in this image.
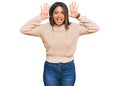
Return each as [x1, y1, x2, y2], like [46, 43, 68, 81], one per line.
[40, 3, 50, 20]
[69, 2, 79, 18]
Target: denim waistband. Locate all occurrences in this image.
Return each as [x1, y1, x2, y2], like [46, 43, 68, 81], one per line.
[45, 60, 74, 65]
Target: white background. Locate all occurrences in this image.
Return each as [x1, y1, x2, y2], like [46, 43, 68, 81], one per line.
[0, 0, 120, 86]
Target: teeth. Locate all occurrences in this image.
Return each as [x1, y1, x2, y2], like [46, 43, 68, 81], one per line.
[57, 19, 62, 22]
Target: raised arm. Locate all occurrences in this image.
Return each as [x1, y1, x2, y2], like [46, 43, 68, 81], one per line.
[69, 2, 99, 35]
[20, 3, 50, 36]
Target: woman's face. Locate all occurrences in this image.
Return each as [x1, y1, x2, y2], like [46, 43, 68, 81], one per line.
[53, 6, 65, 26]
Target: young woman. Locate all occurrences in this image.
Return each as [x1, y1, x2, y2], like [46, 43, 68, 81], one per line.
[20, 2, 99, 86]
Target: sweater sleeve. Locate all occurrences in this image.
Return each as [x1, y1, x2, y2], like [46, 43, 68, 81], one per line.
[77, 16, 100, 35]
[20, 16, 44, 37]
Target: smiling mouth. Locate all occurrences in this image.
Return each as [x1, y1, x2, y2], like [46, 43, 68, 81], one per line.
[56, 18, 63, 23]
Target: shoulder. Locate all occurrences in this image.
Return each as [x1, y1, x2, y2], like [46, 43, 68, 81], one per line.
[69, 22, 79, 27]
[40, 22, 51, 27]
[40, 22, 52, 32]
[39, 22, 51, 30]
[68, 22, 81, 30]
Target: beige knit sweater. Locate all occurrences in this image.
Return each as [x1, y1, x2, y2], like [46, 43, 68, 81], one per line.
[20, 15, 99, 63]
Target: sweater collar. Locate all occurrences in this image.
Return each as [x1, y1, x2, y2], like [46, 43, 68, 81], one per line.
[53, 24, 66, 31]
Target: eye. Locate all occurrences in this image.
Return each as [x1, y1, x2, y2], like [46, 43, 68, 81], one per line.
[61, 11, 64, 15]
[53, 11, 58, 14]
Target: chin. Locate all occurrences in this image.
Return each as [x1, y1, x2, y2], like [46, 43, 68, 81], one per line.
[55, 22, 64, 26]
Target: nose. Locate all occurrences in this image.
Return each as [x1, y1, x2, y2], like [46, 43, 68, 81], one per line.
[58, 13, 61, 17]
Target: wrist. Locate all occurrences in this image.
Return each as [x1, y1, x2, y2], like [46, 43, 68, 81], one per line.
[76, 13, 80, 19]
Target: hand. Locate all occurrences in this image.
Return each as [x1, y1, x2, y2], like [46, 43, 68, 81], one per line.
[69, 2, 79, 18]
[40, 3, 50, 20]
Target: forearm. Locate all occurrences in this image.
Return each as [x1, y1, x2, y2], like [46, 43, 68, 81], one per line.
[20, 16, 43, 36]
[77, 15, 99, 34]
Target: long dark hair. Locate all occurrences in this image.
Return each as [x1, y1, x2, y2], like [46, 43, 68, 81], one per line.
[49, 2, 70, 29]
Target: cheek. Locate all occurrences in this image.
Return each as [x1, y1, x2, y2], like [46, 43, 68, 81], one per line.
[53, 14, 57, 17]
[63, 16, 65, 20]
[61, 14, 65, 19]
[62, 16, 65, 22]
[52, 16, 55, 23]
[53, 15, 57, 20]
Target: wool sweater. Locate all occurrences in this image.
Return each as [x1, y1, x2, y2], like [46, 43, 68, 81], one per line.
[20, 15, 99, 63]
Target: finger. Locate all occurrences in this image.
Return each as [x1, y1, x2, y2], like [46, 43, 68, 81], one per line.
[40, 5, 42, 13]
[74, 2, 78, 9]
[44, 3, 46, 9]
[45, 3, 49, 11]
[69, 3, 72, 10]
[76, 4, 79, 10]
[72, 2, 76, 8]
[45, 3, 48, 9]
[43, 3, 47, 10]
[46, 3, 50, 11]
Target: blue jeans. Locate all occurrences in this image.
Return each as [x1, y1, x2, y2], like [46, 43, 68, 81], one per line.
[43, 60, 76, 86]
